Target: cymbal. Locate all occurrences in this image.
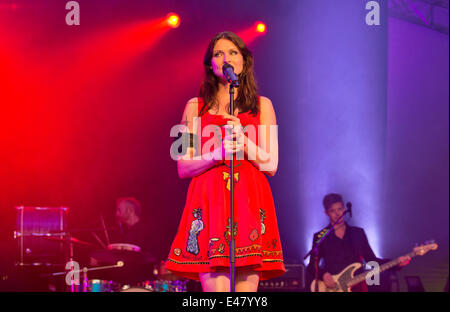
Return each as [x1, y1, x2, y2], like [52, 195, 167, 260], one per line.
[42, 236, 98, 248]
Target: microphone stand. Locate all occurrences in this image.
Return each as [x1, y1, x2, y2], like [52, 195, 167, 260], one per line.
[303, 209, 351, 292]
[222, 63, 239, 292]
[66, 232, 75, 292]
[228, 83, 236, 292]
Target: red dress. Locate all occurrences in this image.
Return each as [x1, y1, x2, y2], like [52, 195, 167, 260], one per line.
[165, 97, 285, 281]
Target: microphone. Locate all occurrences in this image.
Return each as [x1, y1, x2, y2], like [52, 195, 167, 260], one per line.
[346, 202, 352, 218]
[222, 63, 239, 87]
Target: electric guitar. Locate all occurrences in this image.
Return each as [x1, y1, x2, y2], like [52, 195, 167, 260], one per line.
[310, 241, 438, 292]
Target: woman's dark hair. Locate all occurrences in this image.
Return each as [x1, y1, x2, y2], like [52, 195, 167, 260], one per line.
[322, 193, 344, 211]
[198, 31, 259, 116]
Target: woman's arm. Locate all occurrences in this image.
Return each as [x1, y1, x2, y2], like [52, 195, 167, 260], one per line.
[176, 98, 222, 179]
[246, 96, 278, 176]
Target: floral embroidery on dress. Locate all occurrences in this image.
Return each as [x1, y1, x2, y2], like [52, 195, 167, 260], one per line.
[224, 218, 238, 245]
[260, 208, 266, 235]
[186, 208, 204, 255]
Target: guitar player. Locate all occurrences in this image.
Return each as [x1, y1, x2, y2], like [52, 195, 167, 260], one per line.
[306, 193, 411, 292]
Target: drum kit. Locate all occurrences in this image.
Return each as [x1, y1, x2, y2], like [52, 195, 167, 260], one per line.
[44, 238, 188, 292]
[14, 206, 187, 292]
[50, 239, 187, 293]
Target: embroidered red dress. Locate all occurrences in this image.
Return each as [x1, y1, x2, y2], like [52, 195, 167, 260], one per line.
[166, 97, 285, 281]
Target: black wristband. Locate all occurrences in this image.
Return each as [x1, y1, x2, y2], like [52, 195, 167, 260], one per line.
[174, 132, 198, 150]
[188, 133, 198, 149]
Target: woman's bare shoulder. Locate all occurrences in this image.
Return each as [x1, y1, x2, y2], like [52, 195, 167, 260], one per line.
[259, 96, 273, 106]
[186, 97, 199, 105]
[259, 96, 275, 113]
[183, 97, 200, 118]
[258, 96, 276, 124]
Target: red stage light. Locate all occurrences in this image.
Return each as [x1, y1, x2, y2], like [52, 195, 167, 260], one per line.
[255, 22, 266, 34]
[237, 22, 267, 45]
[167, 13, 180, 28]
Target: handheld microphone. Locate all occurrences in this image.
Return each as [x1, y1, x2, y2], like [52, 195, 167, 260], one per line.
[346, 202, 352, 218]
[222, 63, 239, 87]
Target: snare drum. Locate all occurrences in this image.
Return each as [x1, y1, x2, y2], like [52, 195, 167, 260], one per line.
[120, 280, 156, 292]
[107, 243, 141, 252]
[120, 282, 153, 292]
[86, 279, 120, 292]
[120, 287, 152, 292]
[121, 288, 152, 292]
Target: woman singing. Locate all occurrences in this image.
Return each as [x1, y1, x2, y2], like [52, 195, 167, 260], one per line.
[166, 31, 285, 292]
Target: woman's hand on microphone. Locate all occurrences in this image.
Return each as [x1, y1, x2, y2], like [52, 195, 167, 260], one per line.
[221, 112, 245, 159]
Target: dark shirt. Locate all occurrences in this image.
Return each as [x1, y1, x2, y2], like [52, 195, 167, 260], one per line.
[109, 221, 147, 250]
[306, 224, 391, 291]
[89, 220, 156, 284]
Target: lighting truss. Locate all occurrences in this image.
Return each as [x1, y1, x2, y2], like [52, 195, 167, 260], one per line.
[388, 0, 449, 34]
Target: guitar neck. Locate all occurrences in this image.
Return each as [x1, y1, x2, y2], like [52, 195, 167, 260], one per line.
[348, 251, 416, 287]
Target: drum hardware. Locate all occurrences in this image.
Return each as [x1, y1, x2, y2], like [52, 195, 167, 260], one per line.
[91, 232, 108, 249]
[120, 279, 188, 292]
[120, 283, 153, 292]
[48, 260, 189, 292]
[86, 279, 121, 292]
[50, 261, 124, 292]
[15, 206, 69, 267]
[156, 260, 180, 281]
[14, 207, 173, 292]
[120, 286, 152, 292]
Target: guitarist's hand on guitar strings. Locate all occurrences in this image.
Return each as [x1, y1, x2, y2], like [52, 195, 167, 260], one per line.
[323, 272, 337, 289]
